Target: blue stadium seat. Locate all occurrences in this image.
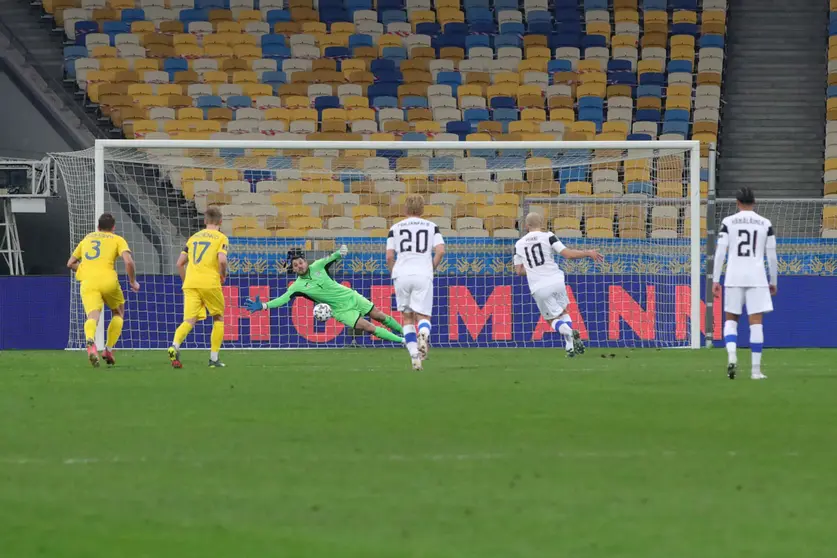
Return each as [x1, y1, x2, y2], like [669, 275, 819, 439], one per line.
[325, 46, 350, 58]
[643, 0, 667, 8]
[445, 22, 469, 35]
[219, 148, 246, 158]
[74, 21, 98, 45]
[582, 34, 607, 49]
[368, 83, 399, 98]
[266, 157, 293, 169]
[377, 0, 403, 10]
[375, 70, 403, 84]
[415, 22, 441, 36]
[670, 0, 697, 9]
[402, 132, 427, 141]
[196, 95, 223, 109]
[437, 71, 462, 86]
[671, 23, 699, 36]
[266, 9, 291, 24]
[609, 72, 637, 86]
[346, 0, 373, 10]
[348, 34, 373, 49]
[429, 157, 454, 171]
[402, 96, 428, 109]
[578, 97, 603, 110]
[499, 22, 525, 35]
[490, 96, 516, 109]
[828, 86, 837, 98]
[227, 96, 252, 110]
[261, 34, 285, 48]
[179, 8, 210, 23]
[382, 46, 407, 61]
[494, 0, 518, 9]
[381, 10, 407, 24]
[627, 181, 654, 195]
[263, 45, 291, 60]
[699, 34, 725, 48]
[466, 8, 492, 22]
[370, 59, 396, 74]
[164, 58, 188, 78]
[195, 0, 224, 9]
[244, 170, 275, 185]
[120, 9, 145, 22]
[469, 20, 496, 34]
[635, 109, 661, 122]
[493, 108, 519, 122]
[262, 71, 287, 88]
[446, 121, 472, 140]
[528, 21, 552, 34]
[314, 96, 340, 111]
[554, 9, 581, 24]
[464, 108, 490, 122]
[627, 134, 653, 141]
[466, 35, 491, 49]
[608, 60, 632, 73]
[584, 0, 608, 10]
[552, 33, 581, 49]
[637, 85, 663, 98]
[667, 60, 693, 74]
[639, 72, 665, 86]
[103, 21, 130, 35]
[372, 96, 398, 109]
[549, 59, 573, 73]
[494, 34, 522, 48]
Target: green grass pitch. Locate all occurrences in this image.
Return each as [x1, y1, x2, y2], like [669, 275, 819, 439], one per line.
[2, 347, 837, 558]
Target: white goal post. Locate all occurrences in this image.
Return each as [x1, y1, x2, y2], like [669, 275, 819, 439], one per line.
[54, 139, 702, 350]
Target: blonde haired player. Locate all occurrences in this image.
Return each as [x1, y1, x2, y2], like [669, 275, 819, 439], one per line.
[168, 207, 229, 368]
[386, 194, 445, 370]
[66, 213, 139, 367]
[514, 212, 603, 357]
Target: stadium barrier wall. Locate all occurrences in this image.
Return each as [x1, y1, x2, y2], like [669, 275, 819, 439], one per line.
[2, 275, 836, 350]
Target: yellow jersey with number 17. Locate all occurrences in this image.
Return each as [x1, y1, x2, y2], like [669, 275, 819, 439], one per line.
[72, 232, 130, 285]
[183, 229, 229, 289]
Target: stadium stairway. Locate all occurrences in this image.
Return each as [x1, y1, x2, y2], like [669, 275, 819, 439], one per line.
[718, 0, 826, 199]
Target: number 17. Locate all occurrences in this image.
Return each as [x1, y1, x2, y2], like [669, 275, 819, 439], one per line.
[192, 241, 211, 263]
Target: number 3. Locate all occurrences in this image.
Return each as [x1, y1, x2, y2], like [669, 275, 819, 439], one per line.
[84, 240, 101, 260]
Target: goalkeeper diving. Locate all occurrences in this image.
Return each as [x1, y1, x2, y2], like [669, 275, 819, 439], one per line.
[244, 245, 405, 343]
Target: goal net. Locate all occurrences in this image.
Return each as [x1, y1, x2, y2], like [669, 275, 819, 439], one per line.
[51, 140, 702, 350]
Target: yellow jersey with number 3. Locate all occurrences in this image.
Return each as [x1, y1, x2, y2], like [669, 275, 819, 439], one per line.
[183, 229, 229, 289]
[72, 232, 130, 285]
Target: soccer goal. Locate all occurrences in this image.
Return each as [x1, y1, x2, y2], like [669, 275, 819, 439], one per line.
[52, 139, 703, 350]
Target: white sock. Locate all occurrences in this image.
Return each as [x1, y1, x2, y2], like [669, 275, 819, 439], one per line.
[418, 319, 431, 338]
[105, 346, 112, 352]
[172, 342, 180, 349]
[724, 320, 738, 364]
[750, 324, 764, 374]
[210, 351, 219, 361]
[404, 325, 419, 359]
[552, 318, 574, 351]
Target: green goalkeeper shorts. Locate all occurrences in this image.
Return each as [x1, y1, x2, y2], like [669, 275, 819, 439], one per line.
[330, 291, 375, 327]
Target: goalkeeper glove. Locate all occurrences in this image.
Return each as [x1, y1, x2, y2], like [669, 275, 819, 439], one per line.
[339, 244, 348, 257]
[244, 296, 266, 312]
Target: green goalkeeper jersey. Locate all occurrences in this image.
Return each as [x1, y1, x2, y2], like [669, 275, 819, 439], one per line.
[266, 251, 356, 309]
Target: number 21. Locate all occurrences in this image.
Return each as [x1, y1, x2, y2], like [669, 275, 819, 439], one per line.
[737, 229, 758, 257]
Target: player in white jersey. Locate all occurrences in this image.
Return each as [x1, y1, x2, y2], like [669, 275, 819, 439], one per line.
[514, 212, 604, 357]
[386, 194, 446, 371]
[712, 187, 778, 380]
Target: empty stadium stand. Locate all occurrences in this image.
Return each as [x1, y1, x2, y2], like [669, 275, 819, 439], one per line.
[24, 0, 728, 238]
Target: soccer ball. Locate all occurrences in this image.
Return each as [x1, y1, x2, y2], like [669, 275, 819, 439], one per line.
[313, 303, 332, 322]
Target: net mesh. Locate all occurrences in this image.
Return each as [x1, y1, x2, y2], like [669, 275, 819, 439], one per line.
[52, 142, 701, 350]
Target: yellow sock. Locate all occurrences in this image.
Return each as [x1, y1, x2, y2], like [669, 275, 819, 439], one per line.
[84, 319, 97, 343]
[106, 316, 124, 349]
[210, 320, 224, 354]
[173, 322, 193, 348]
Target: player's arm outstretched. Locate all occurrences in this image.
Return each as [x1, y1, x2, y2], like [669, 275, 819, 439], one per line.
[513, 237, 604, 276]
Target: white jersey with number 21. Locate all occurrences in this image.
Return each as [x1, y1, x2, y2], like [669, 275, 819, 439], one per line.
[717, 210, 774, 287]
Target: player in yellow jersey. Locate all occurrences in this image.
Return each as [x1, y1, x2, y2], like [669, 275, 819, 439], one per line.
[168, 206, 229, 368]
[66, 213, 140, 367]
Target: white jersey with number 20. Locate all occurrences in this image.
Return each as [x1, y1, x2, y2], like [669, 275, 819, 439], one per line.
[716, 210, 775, 287]
[386, 217, 445, 279]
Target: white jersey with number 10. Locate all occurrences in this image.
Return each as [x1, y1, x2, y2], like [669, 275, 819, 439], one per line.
[513, 231, 568, 292]
[717, 210, 775, 287]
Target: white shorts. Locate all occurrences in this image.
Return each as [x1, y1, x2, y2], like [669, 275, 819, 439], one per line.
[532, 281, 570, 321]
[394, 275, 433, 316]
[724, 286, 773, 315]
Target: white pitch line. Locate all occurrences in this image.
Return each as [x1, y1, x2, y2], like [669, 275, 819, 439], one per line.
[0, 450, 804, 466]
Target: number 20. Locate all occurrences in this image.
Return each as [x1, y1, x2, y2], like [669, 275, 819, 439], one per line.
[399, 229, 429, 253]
